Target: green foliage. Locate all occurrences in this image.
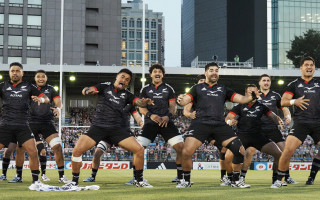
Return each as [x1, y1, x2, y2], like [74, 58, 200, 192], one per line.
[1, 169, 320, 199]
[287, 29, 320, 68]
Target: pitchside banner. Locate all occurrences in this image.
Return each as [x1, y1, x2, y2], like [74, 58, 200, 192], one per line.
[254, 162, 312, 171]
[193, 162, 220, 170]
[0, 161, 130, 170]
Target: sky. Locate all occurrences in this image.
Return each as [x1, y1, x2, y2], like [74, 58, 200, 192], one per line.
[124, 0, 182, 67]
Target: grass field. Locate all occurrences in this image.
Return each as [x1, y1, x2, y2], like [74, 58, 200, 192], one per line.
[0, 169, 319, 200]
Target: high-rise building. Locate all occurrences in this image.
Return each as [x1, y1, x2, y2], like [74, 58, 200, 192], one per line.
[181, 0, 267, 67]
[121, 0, 164, 67]
[268, 0, 320, 69]
[0, 0, 121, 65]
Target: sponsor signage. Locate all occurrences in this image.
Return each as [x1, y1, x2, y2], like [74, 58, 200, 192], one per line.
[193, 162, 220, 170]
[65, 161, 130, 169]
[254, 162, 312, 171]
[146, 162, 177, 169]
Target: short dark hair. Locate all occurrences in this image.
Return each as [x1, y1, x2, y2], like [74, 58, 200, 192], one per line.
[35, 69, 46, 75]
[245, 84, 257, 93]
[118, 68, 133, 79]
[300, 56, 315, 66]
[259, 74, 271, 82]
[197, 74, 206, 81]
[149, 63, 165, 75]
[9, 62, 23, 70]
[205, 62, 219, 71]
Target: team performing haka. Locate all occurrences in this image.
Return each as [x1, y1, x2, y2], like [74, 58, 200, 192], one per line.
[1, 58, 320, 191]
[68, 68, 154, 189]
[177, 62, 259, 188]
[272, 56, 320, 188]
[0, 63, 51, 190]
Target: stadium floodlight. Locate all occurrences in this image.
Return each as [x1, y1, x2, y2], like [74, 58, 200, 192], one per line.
[141, 77, 146, 82]
[54, 86, 59, 91]
[0, 75, 2, 80]
[278, 80, 284, 85]
[185, 87, 190, 93]
[69, 76, 76, 81]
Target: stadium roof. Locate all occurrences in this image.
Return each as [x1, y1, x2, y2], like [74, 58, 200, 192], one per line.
[0, 65, 318, 96]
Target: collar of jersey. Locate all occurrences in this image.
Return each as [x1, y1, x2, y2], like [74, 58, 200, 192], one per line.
[261, 90, 270, 97]
[204, 82, 217, 88]
[151, 82, 164, 89]
[299, 77, 314, 84]
[9, 80, 24, 87]
[247, 100, 258, 108]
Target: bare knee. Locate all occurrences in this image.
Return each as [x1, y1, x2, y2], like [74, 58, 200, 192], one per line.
[173, 142, 184, 154]
[182, 147, 194, 158]
[52, 144, 62, 153]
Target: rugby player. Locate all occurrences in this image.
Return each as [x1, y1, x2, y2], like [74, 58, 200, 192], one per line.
[137, 64, 184, 183]
[272, 56, 319, 188]
[177, 62, 257, 188]
[68, 68, 154, 188]
[0, 62, 50, 189]
[225, 84, 284, 188]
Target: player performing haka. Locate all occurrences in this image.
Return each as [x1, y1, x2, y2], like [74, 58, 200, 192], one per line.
[0, 62, 50, 190]
[272, 56, 320, 188]
[67, 68, 154, 189]
[177, 62, 258, 188]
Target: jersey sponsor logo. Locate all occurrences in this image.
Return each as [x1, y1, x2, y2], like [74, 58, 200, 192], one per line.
[10, 91, 23, 97]
[201, 87, 207, 91]
[148, 90, 154, 93]
[153, 93, 163, 98]
[107, 91, 120, 99]
[304, 86, 316, 93]
[6, 87, 12, 91]
[206, 87, 222, 96]
[245, 106, 260, 117]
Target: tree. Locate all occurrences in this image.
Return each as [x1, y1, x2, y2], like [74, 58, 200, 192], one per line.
[287, 29, 320, 68]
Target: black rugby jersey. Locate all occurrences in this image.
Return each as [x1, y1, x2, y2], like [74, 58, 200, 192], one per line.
[30, 84, 60, 123]
[140, 83, 175, 123]
[122, 104, 138, 127]
[284, 77, 320, 123]
[229, 101, 272, 134]
[91, 82, 137, 127]
[259, 91, 282, 130]
[0, 81, 43, 125]
[188, 82, 237, 124]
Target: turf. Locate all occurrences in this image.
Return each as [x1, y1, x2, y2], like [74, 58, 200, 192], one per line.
[0, 169, 318, 200]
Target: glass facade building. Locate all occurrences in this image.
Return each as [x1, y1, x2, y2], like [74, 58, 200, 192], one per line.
[121, 0, 164, 67]
[269, 0, 320, 69]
